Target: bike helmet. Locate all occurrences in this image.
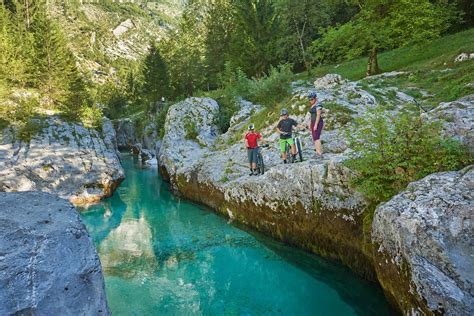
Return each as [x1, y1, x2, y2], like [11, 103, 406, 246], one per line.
[280, 108, 289, 116]
[248, 124, 255, 130]
[308, 91, 318, 100]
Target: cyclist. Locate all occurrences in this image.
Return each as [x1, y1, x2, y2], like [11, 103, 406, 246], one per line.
[308, 91, 324, 157]
[244, 124, 264, 176]
[276, 109, 305, 163]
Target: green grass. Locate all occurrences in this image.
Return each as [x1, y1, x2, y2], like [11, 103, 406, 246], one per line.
[308, 28, 474, 81]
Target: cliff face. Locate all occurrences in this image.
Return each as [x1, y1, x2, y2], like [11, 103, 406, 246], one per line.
[372, 167, 474, 315]
[0, 191, 109, 315]
[47, 1, 183, 84]
[158, 75, 474, 314]
[0, 117, 124, 206]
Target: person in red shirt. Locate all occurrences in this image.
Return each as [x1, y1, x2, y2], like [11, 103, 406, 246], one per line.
[244, 124, 264, 176]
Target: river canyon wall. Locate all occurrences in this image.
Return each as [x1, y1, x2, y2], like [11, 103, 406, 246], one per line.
[158, 75, 473, 315]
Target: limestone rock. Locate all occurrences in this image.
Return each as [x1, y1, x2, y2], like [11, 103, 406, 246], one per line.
[0, 117, 124, 206]
[314, 74, 348, 89]
[372, 166, 474, 315]
[142, 121, 159, 150]
[0, 191, 109, 315]
[158, 97, 220, 181]
[230, 98, 263, 127]
[114, 118, 137, 149]
[454, 53, 474, 63]
[427, 94, 474, 152]
[112, 19, 135, 38]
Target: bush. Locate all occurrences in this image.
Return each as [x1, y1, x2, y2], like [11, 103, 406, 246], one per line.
[345, 104, 472, 204]
[184, 118, 198, 141]
[79, 104, 103, 130]
[156, 103, 170, 138]
[206, 63, 293, 133]
[248, 64, 293, 106]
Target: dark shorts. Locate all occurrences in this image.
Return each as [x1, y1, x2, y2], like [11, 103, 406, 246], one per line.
[311, 119, 324, 141]
[247, 148, 258, 164]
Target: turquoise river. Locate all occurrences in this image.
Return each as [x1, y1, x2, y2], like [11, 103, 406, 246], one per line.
[80, 154, 393, 315]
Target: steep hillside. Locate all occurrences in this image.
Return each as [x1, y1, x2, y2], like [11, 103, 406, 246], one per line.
[47, 1, 184, 84]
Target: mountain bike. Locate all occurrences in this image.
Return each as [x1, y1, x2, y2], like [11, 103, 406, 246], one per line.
[256, 144, 269, 174]
[282, 131, 304, 163]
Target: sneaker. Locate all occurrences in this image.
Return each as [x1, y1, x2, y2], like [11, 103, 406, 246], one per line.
[283, 160, 287, 164]
[249, 171, 254, 176]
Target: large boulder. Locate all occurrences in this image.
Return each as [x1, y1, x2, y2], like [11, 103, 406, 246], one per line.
[158, 97, 220, 181]
[0, 117, 124, 206]
[372, 166, 474, 315]
[0, 191, 109, 315]
[427, 94, 474, 153]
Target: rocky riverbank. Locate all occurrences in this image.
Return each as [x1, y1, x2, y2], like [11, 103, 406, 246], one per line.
[158, 75, 473, 314]
[0, 117, 124, 206]
[0, 191, 109, 315]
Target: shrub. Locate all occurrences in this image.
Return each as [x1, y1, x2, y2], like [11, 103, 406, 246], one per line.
[248, 64, 293, 106]
[156, 103, 170, 138]
[345, 104, 472, 204]
[184, 118, 198, 141]
[17, 119, 45, 142]
[79, 104, 103, 130]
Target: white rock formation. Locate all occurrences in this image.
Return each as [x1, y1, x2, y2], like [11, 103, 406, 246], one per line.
[0, 117, 124, 205]
[112, 19, 135, 38]
[372, 166, 474, 315]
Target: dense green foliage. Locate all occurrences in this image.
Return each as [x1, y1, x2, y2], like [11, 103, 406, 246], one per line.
[132, 0, 472, 130]
[345, 105, 472, 203]
[203, 63, 293, 132]
[312, 0, 456, 75]
[0, 1, 101, 128]
[1, 0, 473, 141]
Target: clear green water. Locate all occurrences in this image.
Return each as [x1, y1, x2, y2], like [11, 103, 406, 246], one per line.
[80, 154, 392, 315]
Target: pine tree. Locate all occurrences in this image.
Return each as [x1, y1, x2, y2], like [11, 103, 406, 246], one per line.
[32, 5, 87, 115]
[229, 0, 281, 77]
[203, 0, 234, 89]
[142, 43, 170, 108]
[0, 1, 33, 88]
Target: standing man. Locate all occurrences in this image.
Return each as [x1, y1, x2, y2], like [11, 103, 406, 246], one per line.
[308, 92, 324, 157]
[276, 109, 304, 163]
[244, 124, 263, 176]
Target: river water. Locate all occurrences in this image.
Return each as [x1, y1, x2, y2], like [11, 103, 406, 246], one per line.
[80, 154, 392, 315]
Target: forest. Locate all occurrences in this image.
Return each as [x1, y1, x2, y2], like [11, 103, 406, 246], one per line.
[0, 0, 473, 131]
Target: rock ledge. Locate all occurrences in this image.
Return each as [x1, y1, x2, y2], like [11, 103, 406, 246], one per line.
[0, 191, 109, 315]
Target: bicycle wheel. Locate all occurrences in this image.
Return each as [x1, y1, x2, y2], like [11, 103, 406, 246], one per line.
[295, 137, 303, 162]
[257, 153, 265, 174]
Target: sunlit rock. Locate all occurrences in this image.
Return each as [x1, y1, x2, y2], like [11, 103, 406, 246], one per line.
[0, 117, 124, 206]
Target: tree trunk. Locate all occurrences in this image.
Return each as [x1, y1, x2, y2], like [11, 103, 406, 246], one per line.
[293, 18, 309, 71]
[25, 0, 30, 30]
[366, 46, 380, 76]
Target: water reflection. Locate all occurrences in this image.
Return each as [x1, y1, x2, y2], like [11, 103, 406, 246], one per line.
[80, 154, 392, 315]
[99, 216, 157, 278]
[80, 193, 127, 245]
